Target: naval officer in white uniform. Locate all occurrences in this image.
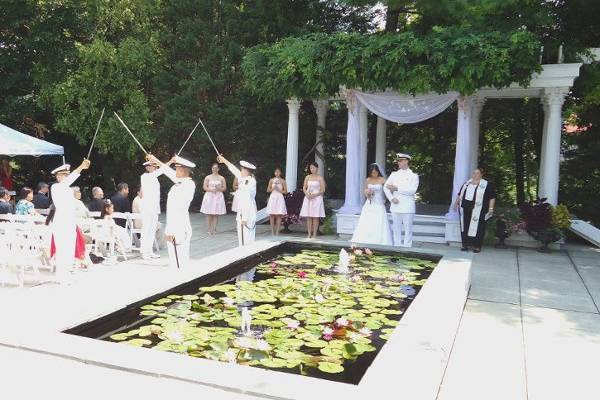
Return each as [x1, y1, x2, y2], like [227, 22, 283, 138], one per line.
[149, 155, 196, 268]
[383, 153, 419, 247]
[139, 159, 163, 260]
[50, 159, 90, 281]
[217, 155, 257, 247]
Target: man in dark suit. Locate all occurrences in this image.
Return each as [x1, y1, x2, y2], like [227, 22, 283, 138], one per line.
[88, 186, 105, 216]
[0, 186, 14, 214]
[110, 182, 130, 227]
[32, 182, 51, 209]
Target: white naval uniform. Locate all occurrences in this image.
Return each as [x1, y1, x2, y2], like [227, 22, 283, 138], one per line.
[50, 172, 81, 278]
[140, 169, 163, 257]
[383, 168, 419, 247]
[225, 164, 256, 246]
[160, 165, 196, 268]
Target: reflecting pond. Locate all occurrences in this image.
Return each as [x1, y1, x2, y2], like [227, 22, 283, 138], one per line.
[73, 245, 436, 384]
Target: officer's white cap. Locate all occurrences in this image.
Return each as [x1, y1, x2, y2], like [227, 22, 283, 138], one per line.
[51, 164, 71, 175]
[143, 160, 158, 167]
[395, 153, 412, 160]
[240, 160, 256, 170]
[173, 156, 195, 168]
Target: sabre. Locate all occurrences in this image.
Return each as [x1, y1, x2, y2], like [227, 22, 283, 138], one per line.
[172, 237, 181, 269]
[86, 108, 105, 159]
[198, 118, 220, 155]
[177, 118, 202, 156]
[113, 112, 149, 155]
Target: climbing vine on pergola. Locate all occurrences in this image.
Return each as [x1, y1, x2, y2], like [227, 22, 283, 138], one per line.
[242, 26, 542, 101]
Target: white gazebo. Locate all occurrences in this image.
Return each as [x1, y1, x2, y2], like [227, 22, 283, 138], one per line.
[281, 61, 584, 244]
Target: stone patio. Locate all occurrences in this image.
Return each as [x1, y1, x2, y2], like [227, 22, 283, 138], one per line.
[1, 213, 599, 399]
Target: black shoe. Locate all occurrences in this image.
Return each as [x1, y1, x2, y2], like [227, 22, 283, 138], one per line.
[473, 248, 481, 253]
[461, 247, 469, 251]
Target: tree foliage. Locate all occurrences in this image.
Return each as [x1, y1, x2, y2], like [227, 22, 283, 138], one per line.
[242, 27, 541, 101]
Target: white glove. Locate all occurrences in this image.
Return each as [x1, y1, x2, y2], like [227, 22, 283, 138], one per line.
[484, 210, 494, 221]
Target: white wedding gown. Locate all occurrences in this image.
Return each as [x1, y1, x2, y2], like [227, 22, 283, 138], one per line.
[351, 184, 393, 246]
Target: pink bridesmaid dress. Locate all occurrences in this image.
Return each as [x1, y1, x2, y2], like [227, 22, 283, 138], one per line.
[200, 178, 226, 215]
[266, 179, 287, 215]
[300, 180, 325, 218]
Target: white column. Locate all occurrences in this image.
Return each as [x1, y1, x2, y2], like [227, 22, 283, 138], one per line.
[539, 87, 568, 205]
[314, 100, 329, 178]
[285, 98, 301, 192]
[338, 95, 362, 215]
[446, 96, 472, 219]
[375, 116, 387, 175]
[538, 98, 550, 198]
[359, 104, 369, 204]
[468, 96, 485, 172]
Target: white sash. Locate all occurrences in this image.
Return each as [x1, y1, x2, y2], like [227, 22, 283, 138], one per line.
[458, 179, 488, 237]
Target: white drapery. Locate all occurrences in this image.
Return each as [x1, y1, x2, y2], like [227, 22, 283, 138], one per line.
[339, 90, 459, 214]
[354, 91, 459, 124]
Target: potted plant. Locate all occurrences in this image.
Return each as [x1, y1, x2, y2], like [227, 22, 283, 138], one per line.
[281, 190, 305, 233]
[494, 208, 525, 248]
[519, 198, 570, 252]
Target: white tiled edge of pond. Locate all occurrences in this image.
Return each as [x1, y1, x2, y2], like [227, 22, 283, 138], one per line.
[0, 240, 472, 400]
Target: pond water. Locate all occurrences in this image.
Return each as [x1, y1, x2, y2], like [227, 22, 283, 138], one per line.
[66, 244, 436, 384]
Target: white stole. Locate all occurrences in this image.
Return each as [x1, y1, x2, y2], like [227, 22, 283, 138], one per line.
[458, 178, 488, 237]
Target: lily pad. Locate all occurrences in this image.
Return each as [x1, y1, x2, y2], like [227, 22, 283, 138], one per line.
[317, 362, 344, 373]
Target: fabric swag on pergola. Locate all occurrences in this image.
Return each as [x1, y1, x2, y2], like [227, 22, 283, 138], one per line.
[338, 90, 459, 215]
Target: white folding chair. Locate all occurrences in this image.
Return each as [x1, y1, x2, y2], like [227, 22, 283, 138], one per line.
[89, 220, 128, 261]
[0, 225, 44, 287]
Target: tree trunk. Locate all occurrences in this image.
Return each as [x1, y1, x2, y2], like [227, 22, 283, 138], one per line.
[385, 7, 401, 32]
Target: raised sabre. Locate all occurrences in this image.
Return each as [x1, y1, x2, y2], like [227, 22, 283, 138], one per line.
[86, 107, 105, 159]
[177, 118, 202, 155]
[113, 112, 149, 155]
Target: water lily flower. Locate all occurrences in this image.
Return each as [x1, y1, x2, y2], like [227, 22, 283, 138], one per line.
[335, 317, 349, 327]
[234, 336, 253, 349]
[255, 339, 271, 351]
[270, 262, 278, 268]
[364, 248, 373, 256]
[359, 327, 372, 337]
[222, 297, 236, 307]
[314, 293, 326, 303]
[322, 326, 334, 341]
[282, 318, 301, 330]
[297, 270, 307, 279]
[353, 248, 363, 256]
[166, 331, 184, 343]
[350, 244, 357, 250]
[201, 293, 215, 304]
[348, 332, 361, 343]
[225, 348, 238, 363]
[350, 274, 362, 282]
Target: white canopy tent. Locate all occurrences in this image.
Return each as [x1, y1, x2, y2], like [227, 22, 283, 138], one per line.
[0, 123, 64, 157]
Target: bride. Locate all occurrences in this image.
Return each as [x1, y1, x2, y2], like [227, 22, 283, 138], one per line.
[351, 163, 392, 246]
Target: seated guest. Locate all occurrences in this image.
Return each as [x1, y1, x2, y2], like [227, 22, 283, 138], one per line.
[0, 186, 13, 214]
[110, 182, 130, 227]
[72, 186, 90, 219]
[32, 182, 51, 209]
[15, 187, 37, 215]
[88, 186, 105, 215]
[131, 186, 143, 230]
[100, 199, 132, 252]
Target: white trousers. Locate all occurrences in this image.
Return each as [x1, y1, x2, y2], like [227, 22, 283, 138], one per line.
[140, 212, 158, 257]
[167, 231, 191, 269]
[53, 222, 76, 279]
[236, 221, 256, 247]
[391, 213, 414, 247]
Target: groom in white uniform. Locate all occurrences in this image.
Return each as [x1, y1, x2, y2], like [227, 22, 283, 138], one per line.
[383, 153, 419, 247]
[140, 159, 163, 260]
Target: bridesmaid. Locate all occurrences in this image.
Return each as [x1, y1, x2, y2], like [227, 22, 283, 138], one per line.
[266, 167, 288, 236]
[300, 162, 326, 239]
[200, 162, 227, 234]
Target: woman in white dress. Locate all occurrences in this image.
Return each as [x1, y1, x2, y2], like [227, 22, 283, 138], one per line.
[200, 162, 227, 234]
[351, 163, 392, 246]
